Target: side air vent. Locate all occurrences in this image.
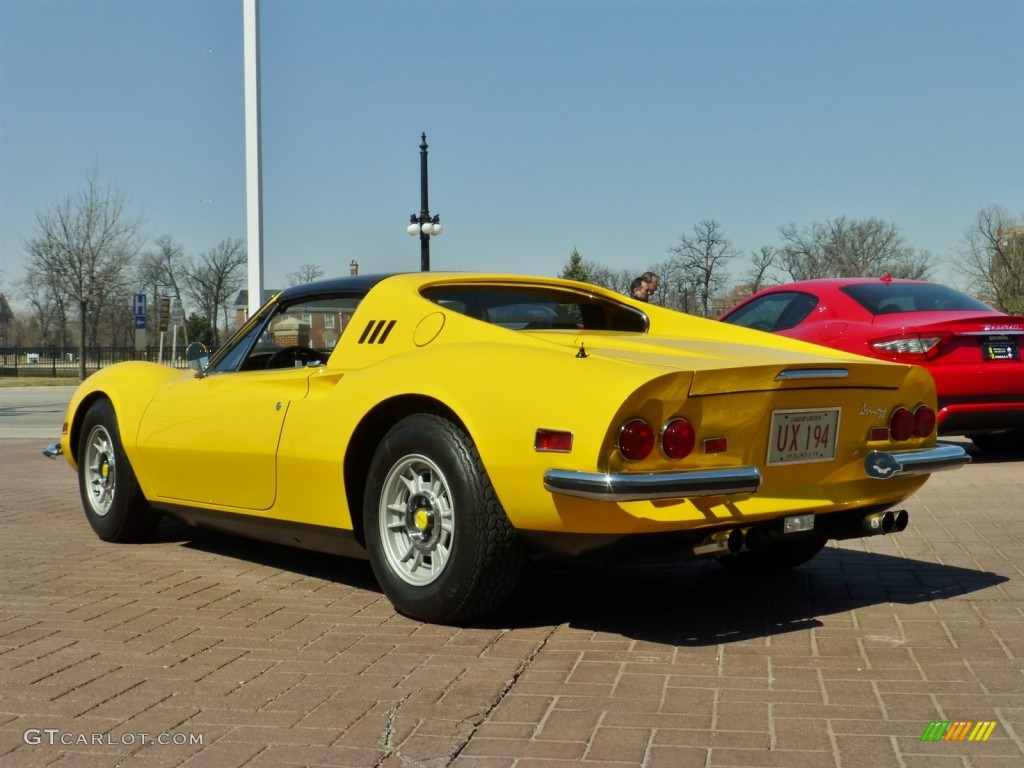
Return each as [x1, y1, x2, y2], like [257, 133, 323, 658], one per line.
[358, 320, 397, 344]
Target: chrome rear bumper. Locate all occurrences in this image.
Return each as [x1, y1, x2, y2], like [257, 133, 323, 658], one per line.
[543, 466, 762, 502]
[865, 442, 971, 478]
[545, 442, 971, 503]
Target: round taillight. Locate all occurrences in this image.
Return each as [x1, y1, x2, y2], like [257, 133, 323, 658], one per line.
[619, 419, 655, 461]
[661, 418, 695, 459]
[913, 404, 936, 437]
[889, 407, 915, 442]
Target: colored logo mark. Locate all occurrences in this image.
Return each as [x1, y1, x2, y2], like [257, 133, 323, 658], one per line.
[920, 721, 997, 742]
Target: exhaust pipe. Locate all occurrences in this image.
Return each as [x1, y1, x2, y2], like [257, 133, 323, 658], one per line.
[893, 509, 909, 531]
[690, 528, 744, 557]
[863, 511, 895, 534]
[861, 509, 909, 535]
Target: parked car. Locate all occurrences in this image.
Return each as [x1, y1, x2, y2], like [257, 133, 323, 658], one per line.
[44, 273, 968, 622]
[720, 276, 1024, 453]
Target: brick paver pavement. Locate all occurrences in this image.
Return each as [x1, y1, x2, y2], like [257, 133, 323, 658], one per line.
[1, 437, 1022, 767]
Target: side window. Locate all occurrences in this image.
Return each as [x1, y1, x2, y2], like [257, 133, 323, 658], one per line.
[423, 286, 648, 333]
[209, 296, 360, 373]
[724, 292, 818, 332]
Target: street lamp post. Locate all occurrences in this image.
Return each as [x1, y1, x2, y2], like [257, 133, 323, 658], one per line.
[407, 133, 442, 271]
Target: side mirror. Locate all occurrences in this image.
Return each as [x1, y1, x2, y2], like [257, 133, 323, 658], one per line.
[185, 341, 210, 372]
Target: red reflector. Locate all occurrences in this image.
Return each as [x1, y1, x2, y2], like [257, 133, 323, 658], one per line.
[619, 419, 654, 461]
[913, 405, 936, 438]
[890, 407, 915, 441]
[703, 436, 727, 454]
[661, 418, 695, 459]
[870, 426, 890, 442]
[535, 429, 573, 452]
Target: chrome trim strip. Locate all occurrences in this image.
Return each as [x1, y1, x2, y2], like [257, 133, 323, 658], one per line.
[42, 442, 63, 459]
[775, 368, 849, 380]
[543, 466, 762, 502]
[864, 443, 971, 479]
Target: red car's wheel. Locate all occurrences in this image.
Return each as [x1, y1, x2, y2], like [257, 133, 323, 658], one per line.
[363, 414, 523, 623]
[78, 399, 161, 543]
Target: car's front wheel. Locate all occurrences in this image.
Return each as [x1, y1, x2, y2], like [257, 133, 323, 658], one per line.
[363, 414, 523, 623]
[78, 399, 162, 542]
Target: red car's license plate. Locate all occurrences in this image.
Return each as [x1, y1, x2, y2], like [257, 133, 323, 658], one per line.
[981, 335, 1019, 361]
[767, 408, 840, 465]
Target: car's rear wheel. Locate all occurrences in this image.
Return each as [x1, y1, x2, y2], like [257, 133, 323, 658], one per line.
[363, 414, 523, 623]
[717, 533, 827, 574]
[969, 429, 1024, 455]
[78, 399, 161, 542]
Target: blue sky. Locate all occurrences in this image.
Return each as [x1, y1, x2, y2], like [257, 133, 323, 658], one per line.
[1, 0, 1021, 302]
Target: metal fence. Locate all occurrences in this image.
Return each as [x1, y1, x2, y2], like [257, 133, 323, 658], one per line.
[0, 346, 190, 378]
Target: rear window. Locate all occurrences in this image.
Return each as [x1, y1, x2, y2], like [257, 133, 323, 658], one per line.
[423, 285, 648, 332]
[841, 283, 994, 315]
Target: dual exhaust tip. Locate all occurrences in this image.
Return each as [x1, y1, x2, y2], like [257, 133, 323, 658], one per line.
[691, 508, 908, 558]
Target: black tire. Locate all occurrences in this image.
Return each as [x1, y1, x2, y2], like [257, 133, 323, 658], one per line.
[363, 414, 523, 623]
[717, 533, 827, 574]
[77, 399, 162, 543]
[970, 429, 1024, 456]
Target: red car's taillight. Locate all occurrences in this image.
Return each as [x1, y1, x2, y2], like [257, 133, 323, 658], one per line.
[618, 419, 655, 461]
[870, 333, 948, 361]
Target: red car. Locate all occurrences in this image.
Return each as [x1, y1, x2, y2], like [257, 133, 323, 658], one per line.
[720, 276, 1024, 453]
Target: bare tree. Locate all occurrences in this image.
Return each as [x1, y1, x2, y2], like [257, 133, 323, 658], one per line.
[778, 217, 931, 281]
[668, 220, 739, 317]
[588, 266, 634, 296]
[15, 269, 66, 346]
[957, 205, 1024, 313]
[287, 263, 326, 286]
[181, 239, 247, 343]
[23, 170, 144, 378]
[138, 236, 187, 345]
[138, 235, 185, 300]
[743, 246, 778, 295]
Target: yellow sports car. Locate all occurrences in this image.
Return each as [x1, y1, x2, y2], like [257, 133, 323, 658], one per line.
[45, 272, 969, 623]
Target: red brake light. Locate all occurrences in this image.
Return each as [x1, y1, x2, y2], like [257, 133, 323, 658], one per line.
[889, 407, 915, 441]
[913, 405, 936, 437]
[661, 418, 695, 459]
[619, 419, 654, 461]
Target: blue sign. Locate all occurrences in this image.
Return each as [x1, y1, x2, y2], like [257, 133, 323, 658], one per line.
[133, 293, 147, 317]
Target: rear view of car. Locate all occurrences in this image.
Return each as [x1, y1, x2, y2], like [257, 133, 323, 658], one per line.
[721, 277, 1024, 454]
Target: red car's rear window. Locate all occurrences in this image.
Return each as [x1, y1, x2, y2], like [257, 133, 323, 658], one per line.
[841, 283, 994, 315]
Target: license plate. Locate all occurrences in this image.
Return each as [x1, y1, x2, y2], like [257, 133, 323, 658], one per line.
[981, 335, 1019, 361]
[767, 408, 840, 465]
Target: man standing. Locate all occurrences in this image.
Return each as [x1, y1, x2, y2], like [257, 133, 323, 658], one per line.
[640, 272, 660, 302]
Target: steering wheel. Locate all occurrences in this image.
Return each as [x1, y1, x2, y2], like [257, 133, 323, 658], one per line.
[265, 345, 326, 369]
